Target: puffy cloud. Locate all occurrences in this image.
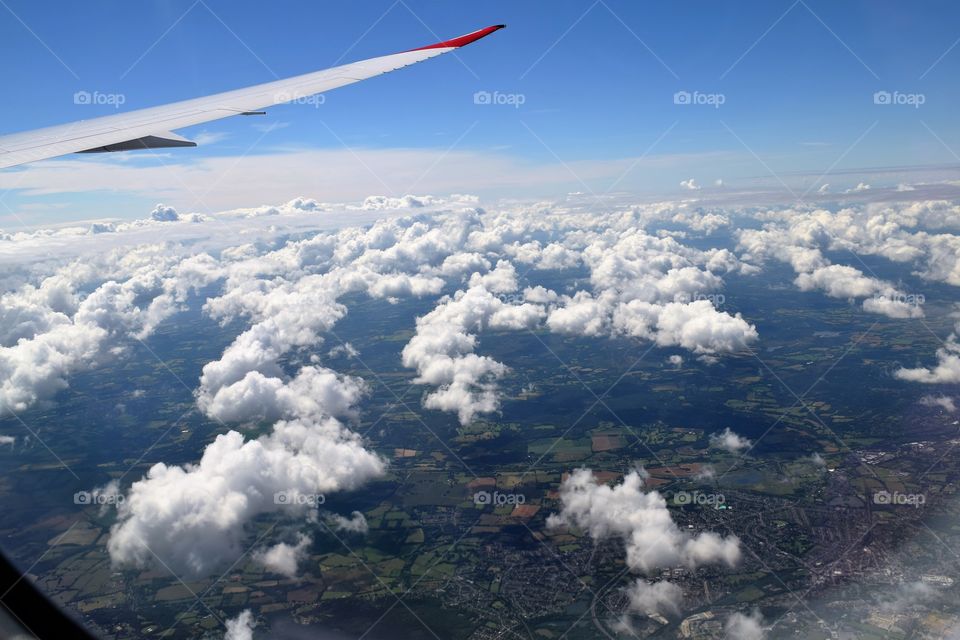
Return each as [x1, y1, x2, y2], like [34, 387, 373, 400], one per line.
[433, 252, 491, 278]
[504, 240, 582, 271]
[108, 416, 384, 577]
[328, 342, 359, 359]
[468, 260, 519, 294]
[624, 579, 683, 616]
[862, 294, 925, 319]
[359, 194, 453, 210]
[401, 273, 545, 424]
[614, 300, 757, 354]
[920, 395, 957, 412]
[795, 264, 884, 299]
[737, 200, 960, 376]
[254, 534, 311, 578]
[547, 291, 611, 337]
[366, 272, 444, 300]
[896, 339, 960, 384]
[684, 211, 730, 234]
[731, 201, 960, 370]
[223, 610, 255, 640]
[197, 279, 349, 410]
[116, 338, 366, 572]
[0, 435, 14, 446]
[694, 464, 717, 480]
[710, 427, 752, 453]
[150, 203, 179, 222]
[725, 609, 767, 640]
[793, 266, 922, 319]
[680, 178, 701, 191]
[0, 247, 213, 415]
[523, 285, 560, 305]
[738, 201, 958, 294]
[538, 225, 757, 357]
[0, 321, 102, 413]
[536, 242, 582, 270]
[667, 354, 684, 368]
[201, 366, 367, 425]
[329, 511, 369, 534]
[547, 469, 741, 574]
[90, 479, 124, 517]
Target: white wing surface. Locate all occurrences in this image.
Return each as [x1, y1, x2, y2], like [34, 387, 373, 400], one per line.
[0, 25, 505, 169]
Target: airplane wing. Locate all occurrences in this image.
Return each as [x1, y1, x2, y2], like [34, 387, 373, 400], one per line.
[0, 24, 505, 170]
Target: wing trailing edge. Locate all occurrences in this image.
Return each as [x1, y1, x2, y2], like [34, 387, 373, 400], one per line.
[76, 131, 197, 153]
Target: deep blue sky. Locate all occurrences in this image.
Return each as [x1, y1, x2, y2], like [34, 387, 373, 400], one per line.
[2, 1, 960, 221]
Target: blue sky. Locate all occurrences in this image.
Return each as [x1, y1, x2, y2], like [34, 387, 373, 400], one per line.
[3, 0, 960, 223]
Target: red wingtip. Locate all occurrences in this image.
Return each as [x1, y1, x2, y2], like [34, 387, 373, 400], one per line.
[409, 24, 506, 51]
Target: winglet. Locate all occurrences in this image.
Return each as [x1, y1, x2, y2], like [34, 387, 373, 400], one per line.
[409, 24, 506, 51]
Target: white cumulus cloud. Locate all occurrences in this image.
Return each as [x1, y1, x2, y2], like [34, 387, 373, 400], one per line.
[725, 609, 767, 639]
[547, 469, 741, 574]
[710, 427, 752, 453]
[896, 339, 960, 384]
[253, 534, 311, 578]
[223, 610, 255, 640]
[624, 579, 684, 616]
[920, 394, 957, 412]
[329, 511, 369, 534]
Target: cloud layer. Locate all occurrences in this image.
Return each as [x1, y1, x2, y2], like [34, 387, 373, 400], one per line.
[6, 193, 959, 584]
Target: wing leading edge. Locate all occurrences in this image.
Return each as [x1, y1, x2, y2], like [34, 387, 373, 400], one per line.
[0, 24, 505, 170]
